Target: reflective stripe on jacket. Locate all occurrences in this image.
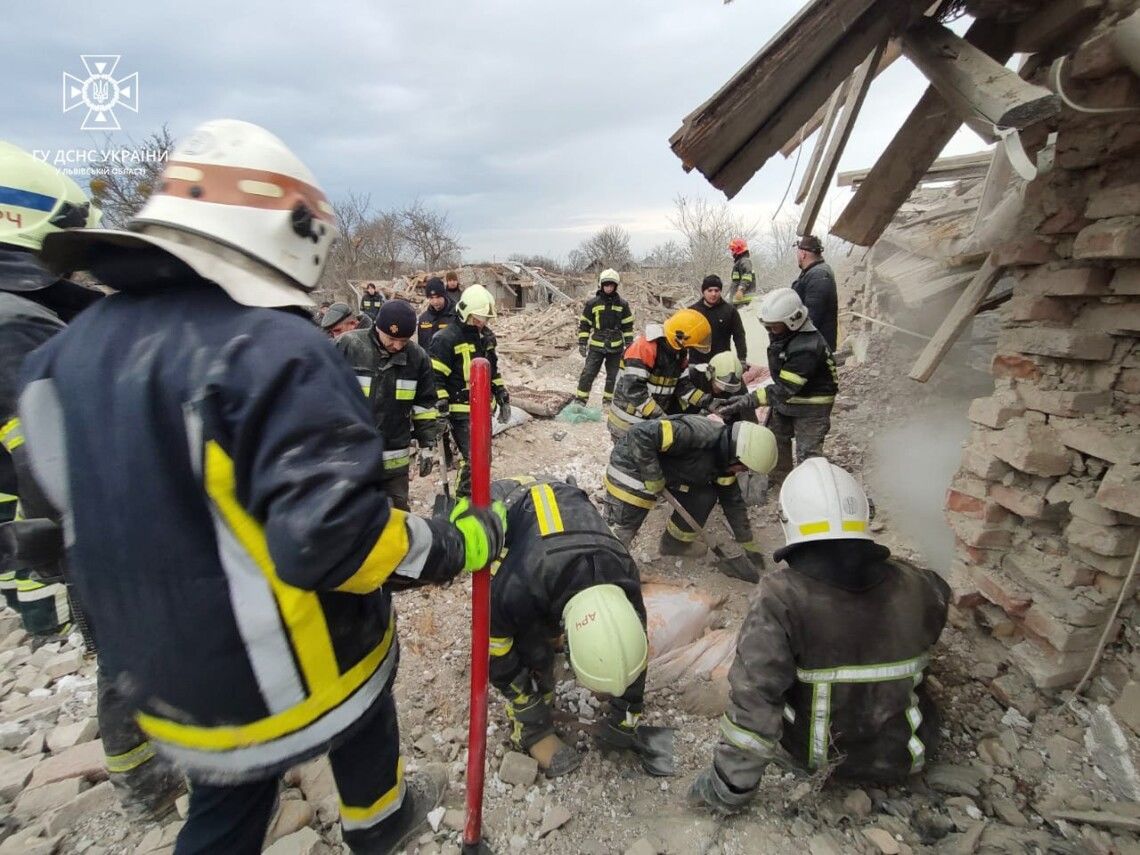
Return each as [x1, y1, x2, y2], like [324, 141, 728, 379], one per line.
[578, 290, 634, 353]
[752, 327, 837, 413]
[608, 330, 686, 434]
[428, 320, 503, 417]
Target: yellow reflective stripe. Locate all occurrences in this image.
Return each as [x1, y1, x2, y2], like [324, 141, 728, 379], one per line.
[798, 521, 830, 536]
[842, 520, 866, 533]
[15, 578, 46, 592]
[797, 655, 928, 684]
[604, 476, 655, 510]
[341, 756, 404, 823]
[719, 714, 774, 755]
[531, 484, 565, 537]
[716, 475, 736, 486]
[105, 741, 156, 773]
[753, 387, 767, 406]
[381, 456, 411, 471]
[431, 359, 452, 376]
[335, 508, 412, 592]
[436, 389, 449, 400]
[454, 342, 476, 383]
[0, 492, 17, 504]
[492, 378, 505, 388]
[412, 410, 437, 421]
[0, 418, 23, 452]
[808, 681, 831, 769]
[666, 519, 698, 542]
[394, 390, 415, 401]
[449, 403, 471, 413]
[621, 317, 635, 326]
[786, 395, 835, 404]
[659, 420, 674, 452]
[138, 616, 396, 750]
[489, 636, 514, 657]
[778, 369, 807, 387]
[204, 441, 339, 691]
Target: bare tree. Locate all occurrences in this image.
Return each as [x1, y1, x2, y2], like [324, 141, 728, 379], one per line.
[670, 194, 758, 284]
[572, 224, 634, 271]
[642, 240, 687, 274]
[400, 200, 464, 270]
[88, 125, 175, 228]
[320, 194, 409, 295]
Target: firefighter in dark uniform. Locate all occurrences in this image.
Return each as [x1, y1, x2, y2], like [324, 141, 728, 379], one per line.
[728, 238, 756, 306]
[677, 352, 749, 420]
[604, 415, 777, 580]
[336, 300, 438, 512]
[428, 284, 509, 497]
[359, 282, 384, 325]
[691, 459, 950, 812]
[417, 277, 455, 349]
[0, 142, 187, 821]
[714, 288, 837, 492]
[17, 120, 506, 855]
[575, 268, 634, 406]
[488, 476, 665, 779]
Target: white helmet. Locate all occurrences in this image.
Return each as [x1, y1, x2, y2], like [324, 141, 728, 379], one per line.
[778, 458, 872, 548]
[40, 119, 338, 309]
[709, 351, 743, 394]
[456, 284, 497, 322]
[599, 268, 620, 287]
[759, 287, 809, 331]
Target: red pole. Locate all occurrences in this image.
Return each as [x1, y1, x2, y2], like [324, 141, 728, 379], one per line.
[463, 357, 492, 853]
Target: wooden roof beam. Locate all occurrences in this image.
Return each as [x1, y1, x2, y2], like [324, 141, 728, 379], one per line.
[836, 150, 993, 188]
[902, 18, 1060, 130]
[795, 79, 851, 205]
[830, 20, 1015, 247]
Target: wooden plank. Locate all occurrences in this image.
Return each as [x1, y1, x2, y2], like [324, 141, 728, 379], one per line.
[908, 252, 1002, 382]
[795, 79, 850, 205]
[780, 39, 903, 159]
[798, 41, 886, 236]
[830, 21, 1015, 247]
[903, 18, 1060, 130]
[1015, 0, 1103, 53]
[712, 3, 911, 198]
[837, 151, 992, 188]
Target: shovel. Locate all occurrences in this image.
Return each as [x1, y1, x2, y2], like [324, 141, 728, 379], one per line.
[432, 424, 457, 518]
[661, 489, 762, 583]
[552, 710, 676, 776]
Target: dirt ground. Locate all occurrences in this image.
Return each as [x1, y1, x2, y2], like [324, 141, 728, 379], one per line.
[4, 296, 1140, 855]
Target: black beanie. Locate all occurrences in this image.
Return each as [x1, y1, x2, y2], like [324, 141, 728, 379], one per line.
[702, 274, 723, 291]
[376, 300, 417, 339]
[425, 277, 446, 298]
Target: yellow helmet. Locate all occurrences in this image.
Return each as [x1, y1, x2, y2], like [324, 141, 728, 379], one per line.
[709, 351, 743, 393]
[563, 584, 647, 696]
[663, 308, 711, 352]
[456, 283, 497, 322]
[731, 423, 778, 474]
[0, 142, 100, 251]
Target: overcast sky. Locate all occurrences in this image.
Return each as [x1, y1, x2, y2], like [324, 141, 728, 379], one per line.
[6, 0, 984, 263]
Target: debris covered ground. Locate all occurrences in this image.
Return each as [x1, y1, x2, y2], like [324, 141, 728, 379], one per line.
[1, 281, 1139, 855]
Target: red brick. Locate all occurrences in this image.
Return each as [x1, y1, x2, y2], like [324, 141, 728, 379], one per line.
[1010, 295, 1077, 323]
[1088, 183, 1140, 219]
[1071, 31, 1126, 80]
[1019, 265, 1112, 297]
[945, 491, 1009, 525]
[1112, 266, 1140, 296]
[947, 511, 1012, 548]
[1097, 463, 1140, 517]
[992, 353, 1042, 381]
[967, 395, 1025, 429]
[989, 483, 1048, 519]
[1060, 559, 1097, 588]
[946, 560, 985, 608]
[1074, 216, 1140, 260]
[991, 419, 1074, 477]
[1066, 517, 1140, 557]
[970, 565, 1032, 616]
[1017, 385, 1113, 417]
[992, 237, 1056, 267]
[998, 327, 1115, 361]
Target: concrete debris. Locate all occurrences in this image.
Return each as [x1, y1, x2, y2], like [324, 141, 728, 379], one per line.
[862, 827, 901, 854]
[1084, 704, 1140, 801]
[538, 804, 572, 837]
[263, 827, 324, 855]
[624, 838, 657, 855]
[843, 787, 873, 818]
[427, 805, 446, 832]
[497, 751, 538, 787]
[925, 764, 988, 798]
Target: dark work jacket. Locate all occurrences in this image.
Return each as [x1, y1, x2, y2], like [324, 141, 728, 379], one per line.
[487, 477, 645, 707]
[610, 414, 734, 492]
[579, 289, 634, 353]
[731, 253, 755, 304]
[719, 540, 949, 782]
[360, 292, 383, 322]
[428, 320, 504, 418]
[335, 329, 439, 476]
[18, 273, 465, 784]
[417, 302, 456, 349]
[753, 327, 837, 415]
[792, 260, 838, 351]
[688, 297, 747, 362]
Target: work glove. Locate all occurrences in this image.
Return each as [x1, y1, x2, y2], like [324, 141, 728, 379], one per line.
[712, 394, 755, 422]
[495, 391, 512, 423]
[643, 478, 665, 495]
[449, 497, 507, 572]
[579, 341, 589, 358]
[417, 447, 435, 478]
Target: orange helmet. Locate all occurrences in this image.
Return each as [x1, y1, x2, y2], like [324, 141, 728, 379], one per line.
[728, 238, 748, 256]
[663, 308, 712, 353]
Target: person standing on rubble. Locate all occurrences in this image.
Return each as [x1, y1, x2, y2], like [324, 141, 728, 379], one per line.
[792, 234, 838, 351]
[690, 459, 950, 812]
[0, 142, 187, 820]
[17, 120, 506, 855]
[444, 269, 462, 304]
[359, 281, 384, 325]
[728, 238, 755, 307]
[607, 308, 711, 440]
[713, 288, 837, 493]
[488, 476, 671, 778]
[417, 276, 456, 348]
[336, 300, 439, 512]
[319, 300, 359, 338]
[688, 274, 748, 370]
[429, 283, 510, 497]
[574, 268, 634, 407]
[604, 414, 777, 579]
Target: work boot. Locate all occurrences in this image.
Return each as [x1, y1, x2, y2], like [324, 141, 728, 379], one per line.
[688, 765, 755, 815]
[111, 761, 186, 823]
[658, 532, 706, 558]
[528, 733, 582, 778]
[349, 764, 447, 855]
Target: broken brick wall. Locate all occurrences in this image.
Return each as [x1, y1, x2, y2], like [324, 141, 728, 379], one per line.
[948, 23, 1140, 689]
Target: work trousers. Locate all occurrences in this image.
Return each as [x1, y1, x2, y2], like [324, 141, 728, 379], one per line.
[448, 417, 472, 498]
[576, 350, 621, 405]
[175, 689, 405, 855]
[604, 484, 747, 548]
[380, 472, 411, 513]
[766, 404, 833, 490]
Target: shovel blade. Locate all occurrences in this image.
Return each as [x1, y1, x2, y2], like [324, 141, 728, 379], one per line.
[716, 554, 760, 583]
[635, 726, 676, 777]
[433, 492, 457, 518]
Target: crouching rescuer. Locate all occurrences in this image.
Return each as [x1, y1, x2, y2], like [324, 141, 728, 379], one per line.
[17, 120, 508, 855]
[488, 477, 673, 778]
[690, 459, 950, 813]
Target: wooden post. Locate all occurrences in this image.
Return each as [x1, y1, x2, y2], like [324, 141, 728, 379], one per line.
[794, 79, 850, 205]
[830, 21, 1015, 247]
[908, 252, 1003, 382]
[798, 41, 886, 237]
[902, 18, 1060, 129]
